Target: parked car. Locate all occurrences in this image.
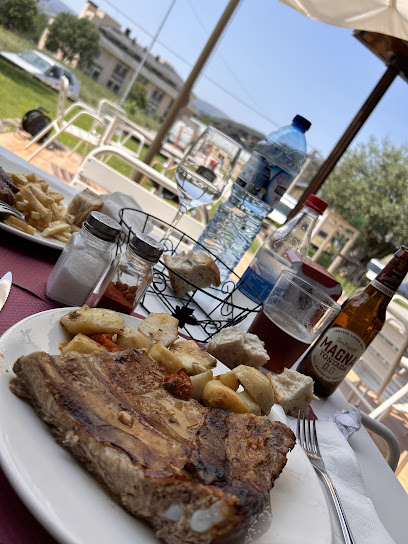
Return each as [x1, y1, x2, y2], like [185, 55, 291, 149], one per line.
[0, 50, 80, 100]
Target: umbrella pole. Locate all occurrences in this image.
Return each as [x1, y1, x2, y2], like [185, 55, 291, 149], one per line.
[287, 57, 401, 220]
[136, 0, 241, 180]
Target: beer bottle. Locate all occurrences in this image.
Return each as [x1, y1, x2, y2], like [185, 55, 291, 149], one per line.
[296, 246, 408, 397]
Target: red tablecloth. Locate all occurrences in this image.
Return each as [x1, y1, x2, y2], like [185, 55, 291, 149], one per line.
[0, 230, 60, 543]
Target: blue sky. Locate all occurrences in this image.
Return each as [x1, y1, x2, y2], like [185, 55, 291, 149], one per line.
[67, 0, 408, 158]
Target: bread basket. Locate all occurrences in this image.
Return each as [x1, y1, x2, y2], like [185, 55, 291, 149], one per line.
[116, 208, 263, 344]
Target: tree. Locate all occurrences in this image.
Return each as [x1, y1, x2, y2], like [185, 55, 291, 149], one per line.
[0, 0, 38, 33]
[320, 137, 408, 263]
[127, 81, 148, 110]
[27, 13, 48, 41]
[46, 12, 100, 68]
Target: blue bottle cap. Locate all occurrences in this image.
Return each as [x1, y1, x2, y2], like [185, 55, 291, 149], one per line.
[292, 115, 311, 132]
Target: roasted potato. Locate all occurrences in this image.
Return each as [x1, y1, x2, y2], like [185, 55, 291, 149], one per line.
[239, 391, 262, 415]
[60, 306, 125, 336]
[61, 333, 107, 354]
[190, 369, 213, 401]
[216, 371, 239, 391]
[170, 340, 217, 375]
[138, 313, 179, 347]
[149, 343, 183, 373]
[116, 326, 151, 351]
[202, 380, 250, 413]
[234, 365, 274, 414]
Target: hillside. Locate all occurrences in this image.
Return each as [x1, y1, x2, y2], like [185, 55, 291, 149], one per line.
[192, 99, 228, 120]
[204, 117, 265, 152]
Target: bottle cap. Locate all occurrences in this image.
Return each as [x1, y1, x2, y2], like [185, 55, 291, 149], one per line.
[292, 115, 311, 132]
[129, 233, 164, 263]
[84, 211, 122, 242]
[304, 195, 328, 215]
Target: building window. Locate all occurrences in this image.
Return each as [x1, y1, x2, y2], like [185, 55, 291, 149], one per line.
[113, 62, 128, 79]
[91, 69, 100, 81]
[164, 99, 174, 117]
[151, 89, 164, 104]
[107, 80, 121, 93]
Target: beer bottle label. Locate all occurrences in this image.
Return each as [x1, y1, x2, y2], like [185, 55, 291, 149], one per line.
[370, 260, 406, 297]
[310, 327, 366, 383]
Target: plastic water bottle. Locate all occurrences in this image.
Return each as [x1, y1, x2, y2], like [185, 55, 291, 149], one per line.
[196, 115, 311, 282]
[237, 195, 327, 302]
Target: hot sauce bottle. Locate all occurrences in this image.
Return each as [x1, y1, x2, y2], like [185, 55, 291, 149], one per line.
[88, 233, 164, 315]
[296, 246, 408, 396]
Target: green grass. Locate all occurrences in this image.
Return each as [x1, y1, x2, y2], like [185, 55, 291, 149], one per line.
[395, 298, 408, 310]
[0, 27, 171, 186]
[0, 27, 160, 133]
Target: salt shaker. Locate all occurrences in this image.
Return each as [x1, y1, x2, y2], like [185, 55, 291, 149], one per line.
[88, 232, 164, 314]
[46, 211, 122, 306]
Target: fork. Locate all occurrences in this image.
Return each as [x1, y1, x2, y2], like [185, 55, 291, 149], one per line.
[297, 410, 356, 544]
[0, 201, 27, 222]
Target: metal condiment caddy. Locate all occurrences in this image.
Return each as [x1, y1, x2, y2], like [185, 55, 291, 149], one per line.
[116, 208, 263, 344]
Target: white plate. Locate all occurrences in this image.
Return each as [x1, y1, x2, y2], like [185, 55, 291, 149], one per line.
[0, 309, 332, 544]
[0, 157, 78, 250]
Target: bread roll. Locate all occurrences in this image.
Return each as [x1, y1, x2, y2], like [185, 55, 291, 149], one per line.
[268, 368, 316, 417]
[163, 250, 220, 295]
[207, 326, 269, 368]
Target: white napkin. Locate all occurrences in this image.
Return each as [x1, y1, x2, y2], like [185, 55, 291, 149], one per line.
[275, 407, 396, 544]
[101, 192, 152, 236]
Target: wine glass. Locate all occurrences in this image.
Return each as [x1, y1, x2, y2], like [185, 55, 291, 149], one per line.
[162, 126, 242, 239]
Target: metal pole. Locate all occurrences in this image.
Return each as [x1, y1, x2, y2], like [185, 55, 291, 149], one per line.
[140, 0, 241, 172]
[287, 59, 400, 221]
[119, 0, 176, 106]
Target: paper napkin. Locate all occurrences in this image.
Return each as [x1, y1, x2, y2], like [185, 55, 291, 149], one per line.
[273, 406, 396, 544]
[101, 192, 152, 236]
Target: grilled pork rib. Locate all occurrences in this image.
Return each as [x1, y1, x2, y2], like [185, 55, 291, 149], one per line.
[11, 349, 295, 544]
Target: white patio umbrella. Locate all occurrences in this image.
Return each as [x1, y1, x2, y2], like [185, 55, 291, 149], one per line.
[279, 0, 408, 218]
[280, 0, 408, 41]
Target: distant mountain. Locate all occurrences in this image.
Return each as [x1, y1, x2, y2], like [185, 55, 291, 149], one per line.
[192, 99, 229, 120]
[204, 117, 265, 153]
[38, 0, 75, 18]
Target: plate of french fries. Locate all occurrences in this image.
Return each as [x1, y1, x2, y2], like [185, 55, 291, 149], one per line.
[0, 170, 78, 250]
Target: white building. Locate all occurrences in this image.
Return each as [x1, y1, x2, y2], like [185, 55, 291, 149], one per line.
[79, 1, 188, 118]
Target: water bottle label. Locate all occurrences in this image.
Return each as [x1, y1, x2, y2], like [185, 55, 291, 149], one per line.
[236, 152, 293, 206]
[237, 152, 270, 195]
[238, 265, 276, 302]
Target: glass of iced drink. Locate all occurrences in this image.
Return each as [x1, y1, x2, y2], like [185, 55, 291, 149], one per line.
[248, 270, 340, 373]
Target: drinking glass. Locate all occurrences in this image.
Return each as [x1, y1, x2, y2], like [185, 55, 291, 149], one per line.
[162, 126, 242, 238]
[248, 270, 340, 373]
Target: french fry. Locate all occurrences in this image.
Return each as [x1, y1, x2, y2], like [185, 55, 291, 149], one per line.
[54, 233, 71, 243]
[4, 216, 36, 235]
[48, 190, 65, 202]
[20, 186, 51, 219]
[29, 184, 54, 206]
[30, 210, 41, 221]
[15, 201, 29, 211]
[25, 173, 38, 182]
[9, 173, 28, 186]
[6, 170, 92, 245]
[41, 222, 71, 238]
[65, 212, 75, 224]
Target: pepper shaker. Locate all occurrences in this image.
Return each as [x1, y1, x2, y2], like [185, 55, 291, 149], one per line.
[88, 232, 164, 314]
[46, 211, 122, 306]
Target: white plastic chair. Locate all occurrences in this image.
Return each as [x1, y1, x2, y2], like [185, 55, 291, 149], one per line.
[345, 313, 408, 412]
[25, 80, 122, 162]
[70, 145, 205, 241]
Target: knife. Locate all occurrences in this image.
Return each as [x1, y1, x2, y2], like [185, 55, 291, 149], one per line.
[0, 271, 12, 311]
